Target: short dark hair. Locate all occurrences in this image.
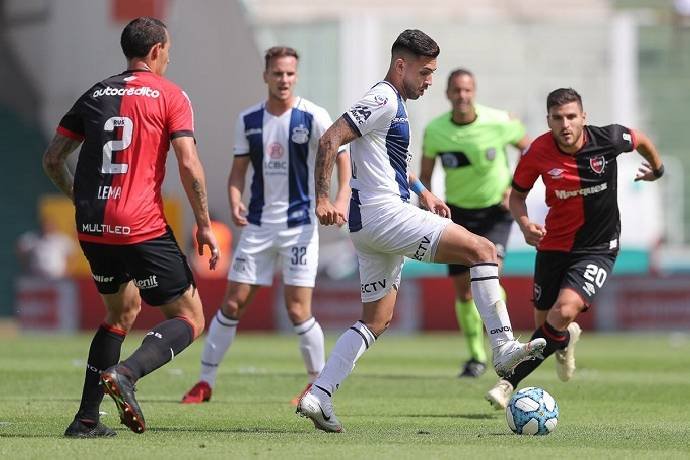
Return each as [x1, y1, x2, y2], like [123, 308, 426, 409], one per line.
[391, 29, 440, 58]
[546, 88, 583, 111]
[264, 46, 299, 70]
[447, 68, 474, 90]
[120, 17, 168, 59]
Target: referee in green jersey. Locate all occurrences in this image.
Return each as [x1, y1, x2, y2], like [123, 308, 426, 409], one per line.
[420, 69, 530, 377]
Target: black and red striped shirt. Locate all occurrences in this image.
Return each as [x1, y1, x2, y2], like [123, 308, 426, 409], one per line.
[57, 69, 194, 244]
[512, 124, 637, 253]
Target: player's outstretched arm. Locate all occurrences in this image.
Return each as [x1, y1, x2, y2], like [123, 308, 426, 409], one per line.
[509, 188, 546, 247]
[172, 136, 219, 270]
[632, 130, 664, 182]
[315, 116, 358, 226]
[42, 133, 82, 200]
[227, 156, 250, 227]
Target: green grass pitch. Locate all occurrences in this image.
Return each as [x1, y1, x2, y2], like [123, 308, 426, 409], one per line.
[1, 331, 689, 459]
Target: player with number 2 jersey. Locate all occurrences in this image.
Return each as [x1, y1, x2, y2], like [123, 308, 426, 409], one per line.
[58, 68, 193, 244]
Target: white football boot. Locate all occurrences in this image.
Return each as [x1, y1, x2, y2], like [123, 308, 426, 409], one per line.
[492, 338, 546, 377]
[485, 379, 514, 410]
[555, 321, 582, 382]
[296, 386, 343, 433]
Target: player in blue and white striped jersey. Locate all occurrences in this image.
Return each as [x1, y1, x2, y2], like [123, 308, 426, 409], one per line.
[182, 47, 350, 405]
[296, 30, 546, 432]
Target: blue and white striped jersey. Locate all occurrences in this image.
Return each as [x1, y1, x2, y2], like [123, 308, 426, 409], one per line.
[234, 98, 335, 228]
[343, 81, 412, 208]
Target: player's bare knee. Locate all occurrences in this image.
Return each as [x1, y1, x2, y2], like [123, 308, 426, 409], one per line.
[286, 307, 310, 325]
[549, 303, 577, 330]
[466, 236, 497, 266]
[220, 297, 243, 319]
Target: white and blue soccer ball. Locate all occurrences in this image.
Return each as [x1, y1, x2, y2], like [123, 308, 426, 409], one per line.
[506, 386, 559, 435]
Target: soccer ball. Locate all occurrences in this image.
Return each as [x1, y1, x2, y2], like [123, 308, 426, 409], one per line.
[506, 386, 559, 435]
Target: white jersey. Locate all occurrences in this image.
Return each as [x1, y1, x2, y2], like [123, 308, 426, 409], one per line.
[234, 97, 335, 228]
[343, 81, 412, 227]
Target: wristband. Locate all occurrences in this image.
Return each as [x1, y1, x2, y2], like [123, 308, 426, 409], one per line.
[652, 164, 664, 178]
[410, 178, 427, 195]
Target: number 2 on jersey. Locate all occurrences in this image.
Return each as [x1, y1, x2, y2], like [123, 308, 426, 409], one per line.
[102, 116, 133, 174]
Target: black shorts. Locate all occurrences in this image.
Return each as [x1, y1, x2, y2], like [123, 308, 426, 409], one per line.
[80, 227, 195, 306]
[533, 250, 617, 311]
[447, 203, 513, 275]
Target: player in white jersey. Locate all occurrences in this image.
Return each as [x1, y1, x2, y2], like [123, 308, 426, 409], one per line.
[296, 29, 547, 432]
[182, 46, 350, 405]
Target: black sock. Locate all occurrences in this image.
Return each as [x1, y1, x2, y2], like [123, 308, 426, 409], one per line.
[120, 317, 194, 381]
[506, 322, 570, 388]
[76, 324, 126, 423]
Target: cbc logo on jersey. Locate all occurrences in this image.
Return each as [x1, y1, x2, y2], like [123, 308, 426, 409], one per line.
[291, 125, 309, 144]
[266, 143, 287, 175]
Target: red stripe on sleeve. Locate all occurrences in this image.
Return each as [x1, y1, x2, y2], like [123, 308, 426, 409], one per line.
[56, 125, 85, 141]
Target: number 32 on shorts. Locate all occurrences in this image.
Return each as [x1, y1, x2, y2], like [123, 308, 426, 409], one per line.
[582, 264, 607, 296]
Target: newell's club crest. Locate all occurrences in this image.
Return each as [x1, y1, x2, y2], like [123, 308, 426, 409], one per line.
[291, 124, 309, 144]
[589, 155, 605, 174]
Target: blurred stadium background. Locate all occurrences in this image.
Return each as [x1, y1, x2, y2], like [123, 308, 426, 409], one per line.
[2, 0, 689, 335]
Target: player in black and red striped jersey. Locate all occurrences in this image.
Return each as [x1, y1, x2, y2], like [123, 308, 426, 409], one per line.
[43, 17, 220, 436]
[485, 88, 664, 409]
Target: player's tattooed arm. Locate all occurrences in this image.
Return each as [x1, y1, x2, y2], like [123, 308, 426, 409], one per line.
[315, 116, 358, 225]
[315, 116, 358, 198]
[42, 133, 81, 200]
[172, 137, 220, 268]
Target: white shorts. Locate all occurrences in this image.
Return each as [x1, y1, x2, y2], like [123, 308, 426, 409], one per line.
[350, 201, 451, 302]
[228, 224, 318, 287]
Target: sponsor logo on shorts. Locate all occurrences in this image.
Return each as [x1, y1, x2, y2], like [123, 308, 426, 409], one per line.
[92, 274, 114, 283]
[554, 182, 607, 200]
[361, 279, 386, 294]
[82, 223, 131, 235]
[412, 235, 432, 261]
[134, 274, 158, 290]
[92, 86, 160, 98]
[233, 257, 247, 273]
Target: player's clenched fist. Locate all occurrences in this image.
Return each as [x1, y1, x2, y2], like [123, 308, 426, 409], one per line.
[316, 198, 347, 226]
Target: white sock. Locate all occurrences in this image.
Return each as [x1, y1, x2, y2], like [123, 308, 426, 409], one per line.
[312, 321, 376, 396]
[470, 263, 515, 348]
[199, 310, 238, 387]
[293, 317, 325, 382]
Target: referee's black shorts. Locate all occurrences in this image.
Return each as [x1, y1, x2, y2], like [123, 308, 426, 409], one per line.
[446, 203, 513, 276]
